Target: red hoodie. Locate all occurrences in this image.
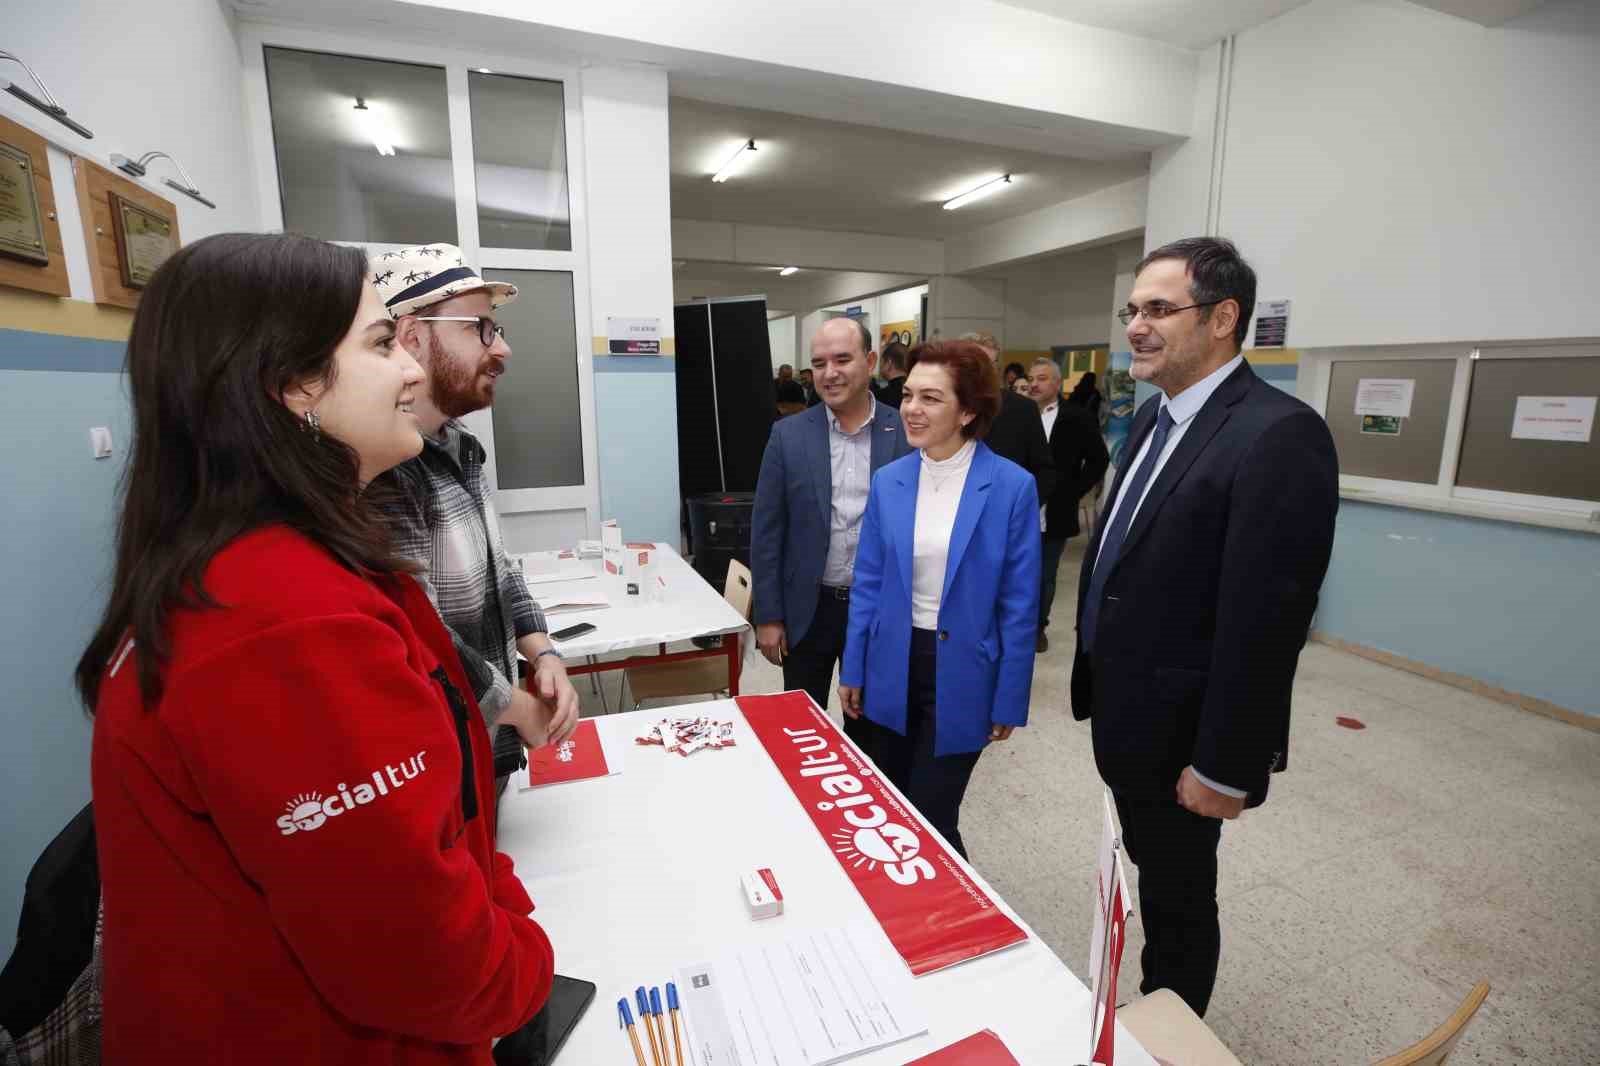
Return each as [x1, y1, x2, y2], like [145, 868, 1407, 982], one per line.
[92, 526, 554, 1063]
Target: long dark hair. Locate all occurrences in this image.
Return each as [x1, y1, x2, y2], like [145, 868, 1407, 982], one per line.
[76, 232, 412, 710]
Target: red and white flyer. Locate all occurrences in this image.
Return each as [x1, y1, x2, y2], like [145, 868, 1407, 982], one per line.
[737, 691, 1027, 976]
[905, 1030, 1021, 1065]
[520, 719, 622, 789]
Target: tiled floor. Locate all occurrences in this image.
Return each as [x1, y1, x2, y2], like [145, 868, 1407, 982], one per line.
[573, 539, 1600, 1064]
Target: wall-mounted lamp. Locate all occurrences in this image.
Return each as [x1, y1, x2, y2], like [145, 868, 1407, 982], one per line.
[712, 139, 756, 183]
[353, 98, 395, 157]
[943, 174, 1013, 211]
[0, 49, 93, 139]
[111, 152, 216, 209]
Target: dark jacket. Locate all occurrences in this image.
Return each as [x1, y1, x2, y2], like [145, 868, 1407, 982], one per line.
[1043, 403, 1110, 539]
[984, 390, 1058, 505]
[875, 375, 905, 410]
[1071, 362, 1338, 807]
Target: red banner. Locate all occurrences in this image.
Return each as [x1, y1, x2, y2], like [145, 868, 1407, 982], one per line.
[737, 692, 1027, 976]
[906, 1030, 1021, 1065]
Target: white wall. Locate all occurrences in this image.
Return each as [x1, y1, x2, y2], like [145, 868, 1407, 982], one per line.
[1202, 0, 1600, 348]
[998, 239, 1140, 350]
[767, 314, 797, 372]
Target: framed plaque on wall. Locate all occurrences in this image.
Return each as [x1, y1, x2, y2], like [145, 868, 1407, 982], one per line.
[72, 157, 182, 310]
[0, 114, 71, 298]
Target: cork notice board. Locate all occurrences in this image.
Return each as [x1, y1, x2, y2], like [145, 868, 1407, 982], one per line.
[0, 114, 70, 298]
[71, 157, 181, 310]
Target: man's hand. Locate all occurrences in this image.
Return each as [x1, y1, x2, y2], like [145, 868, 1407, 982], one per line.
[500, 686, 554, 751]
[756, 622, 788, 666]
[531, 654, 579, 744]
[1176, 765, 1246, 820]
[989, 724, 1016, 742]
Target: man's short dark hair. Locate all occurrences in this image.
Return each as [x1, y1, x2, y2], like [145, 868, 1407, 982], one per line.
[880, 340, 909, 373]
[1137, 237, 1257, 350]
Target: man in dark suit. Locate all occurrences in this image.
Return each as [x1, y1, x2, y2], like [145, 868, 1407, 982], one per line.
[752, 316, 911, 738]
[1028, 356, 1108, 653]
[962, 331, 1057, 505]
[875, 340, 909, 409]
[1071, 237, 1338, 1016]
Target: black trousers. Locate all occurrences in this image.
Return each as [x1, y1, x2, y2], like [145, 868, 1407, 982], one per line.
[855, 628, 982, 860]
[783, 586, 870, 747]
[1039, 535, 1068, 634]
[1112, 791, 1224, 1016]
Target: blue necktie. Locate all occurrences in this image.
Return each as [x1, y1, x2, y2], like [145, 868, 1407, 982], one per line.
[1081, 406, 1174, 652]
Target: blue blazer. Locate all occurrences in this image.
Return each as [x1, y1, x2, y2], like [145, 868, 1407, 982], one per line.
[751, 402, 911, 646]
[840, 442, 1041, 756]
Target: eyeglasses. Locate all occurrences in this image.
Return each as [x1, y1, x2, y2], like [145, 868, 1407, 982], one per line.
[413, 315, 506, 348]
[1116, 300, 1223, 326]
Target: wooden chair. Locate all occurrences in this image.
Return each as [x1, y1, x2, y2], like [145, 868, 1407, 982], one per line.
[623, 559, 753, 709]
[1116, 990, 1244, 1066]
[1372, 982, 1490, 1066]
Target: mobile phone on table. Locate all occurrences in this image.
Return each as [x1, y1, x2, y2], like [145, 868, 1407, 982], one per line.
[492, 973, 596, 1065]
[550, 621, 596, 641]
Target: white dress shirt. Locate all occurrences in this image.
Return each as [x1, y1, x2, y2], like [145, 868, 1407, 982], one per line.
[821, 396, 877, 587]
[911, 438, 976, 630]
[1038, 400, 1059, 532]
[1093, 354, 1248, 798]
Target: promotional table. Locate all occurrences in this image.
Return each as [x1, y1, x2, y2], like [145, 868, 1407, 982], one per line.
[496, 697, 1157, 1065]
[513, 543, 750, 697]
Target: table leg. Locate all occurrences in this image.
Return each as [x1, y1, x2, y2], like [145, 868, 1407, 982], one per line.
[724, 632, 741, 697]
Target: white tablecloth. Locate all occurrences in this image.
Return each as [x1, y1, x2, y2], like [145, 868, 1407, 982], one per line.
[496, 699, 1156, 1066]
[512, 543, 748, 659]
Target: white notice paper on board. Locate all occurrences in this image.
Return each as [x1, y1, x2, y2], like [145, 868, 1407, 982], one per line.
[678, 922, 927, 1066]
[1354, 378, 1415, 418]
[1511, 396, 1597, 443]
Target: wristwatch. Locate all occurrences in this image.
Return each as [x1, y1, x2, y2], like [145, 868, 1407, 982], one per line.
[534, 648, 564, 665]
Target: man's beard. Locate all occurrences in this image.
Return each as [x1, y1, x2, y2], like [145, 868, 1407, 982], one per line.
[427, 333, 496, 419]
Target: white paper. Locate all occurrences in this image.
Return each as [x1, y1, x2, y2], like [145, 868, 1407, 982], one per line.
[544, 594, 610, 614]
[601, 520, 625, 576]
[1354, 378, 1415, 418]
[1511, 395, 1596, 443]
[678, 922, 927, 1066]
[522, 568, 596, 586]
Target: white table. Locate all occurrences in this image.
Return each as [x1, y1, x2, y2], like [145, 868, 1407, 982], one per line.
[497, 698, 1157, 1066]
[513, 542, 750, 698]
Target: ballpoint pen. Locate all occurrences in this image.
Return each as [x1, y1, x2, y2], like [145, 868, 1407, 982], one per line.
[666, 982, 685, 1066]
[618, 998, 647, 1066]
[636, 986, 663, 1066]
[649, 987, 669, 1066]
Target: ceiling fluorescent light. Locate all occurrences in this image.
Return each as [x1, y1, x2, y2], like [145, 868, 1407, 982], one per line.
[712, 139, 756, 183]
[943, 174, 1012, 210]
[778, 266, 798, 277]
[353, 98, 395, 156]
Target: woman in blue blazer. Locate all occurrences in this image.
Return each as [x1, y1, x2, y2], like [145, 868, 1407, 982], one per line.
[839, 340, 1041, 859]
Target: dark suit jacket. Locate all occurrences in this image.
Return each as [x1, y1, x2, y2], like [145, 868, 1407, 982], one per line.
[875, 376, 905, 410]
[751, 401, 912, 646]
[1043, 404, 1109, 540]
[985, 390, 1057, 505]
[1070, 361, 1338, 807]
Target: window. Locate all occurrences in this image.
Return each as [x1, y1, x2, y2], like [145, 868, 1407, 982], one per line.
[264, 48, 456, 245]
[483, 269, 583, 489]
[468, 72, 571, 251]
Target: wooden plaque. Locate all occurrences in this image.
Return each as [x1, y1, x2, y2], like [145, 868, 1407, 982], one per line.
[0, 114, 70, 298]
[72, 157, 181, 310]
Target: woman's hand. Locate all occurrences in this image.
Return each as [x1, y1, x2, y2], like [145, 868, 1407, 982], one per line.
[989, 724, 1015, 742]
[838, 685, 864, 719]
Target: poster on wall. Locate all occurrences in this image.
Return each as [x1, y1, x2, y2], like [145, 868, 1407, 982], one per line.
[1252, 299, 1291, 348]
[607, 316, 661, 354]
[1354, 378, 1415, 418]
[1103, 350, 1137, 466]
[1510, 396, 1596, 443]
[880, 319, 918, 349]
[1361, 415, 1402, 436]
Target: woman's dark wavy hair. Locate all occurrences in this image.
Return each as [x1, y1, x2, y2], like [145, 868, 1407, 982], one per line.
[76, 232, 413, 710]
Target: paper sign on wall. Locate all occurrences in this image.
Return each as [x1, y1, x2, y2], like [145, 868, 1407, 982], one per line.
[1510, 396, 1596, 443]
[1252, 299, 1291, 348]
[607, 316, 661, 354]
[1354, 378, 1415, 418]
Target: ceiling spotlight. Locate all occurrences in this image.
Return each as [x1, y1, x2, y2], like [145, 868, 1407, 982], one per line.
[778, 266, 798, 277]
[1, 50, 92, 138]
[711, 139, 756, 183]
[943, 174, 1012, 211]
[353, 98, 395, 156]
[111, 152, 216, 209]
[476, 68, 493, 74]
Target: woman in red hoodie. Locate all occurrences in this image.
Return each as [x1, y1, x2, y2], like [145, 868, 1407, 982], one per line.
[76, 232, 556, 1063]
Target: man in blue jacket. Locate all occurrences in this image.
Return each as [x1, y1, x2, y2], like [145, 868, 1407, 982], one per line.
[752, 316, 911, 739]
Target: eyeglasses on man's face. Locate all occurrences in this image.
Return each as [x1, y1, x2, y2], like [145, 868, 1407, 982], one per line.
[413, 315, 506, 348]
[1116, 299, 1224, 326]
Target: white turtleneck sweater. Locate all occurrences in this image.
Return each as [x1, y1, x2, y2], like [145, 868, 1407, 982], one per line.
[911, 438, 977, 629]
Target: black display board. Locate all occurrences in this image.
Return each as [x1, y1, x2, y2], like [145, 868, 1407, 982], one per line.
[673, 297, 777, 496]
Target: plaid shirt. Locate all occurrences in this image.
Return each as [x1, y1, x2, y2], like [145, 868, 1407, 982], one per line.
[375, 421, 546, 725]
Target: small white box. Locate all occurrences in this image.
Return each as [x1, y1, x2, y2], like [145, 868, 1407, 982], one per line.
[741, 867, 784, 920]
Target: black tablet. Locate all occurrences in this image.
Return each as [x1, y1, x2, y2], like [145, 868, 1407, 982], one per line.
[493, 974, 597, 1066]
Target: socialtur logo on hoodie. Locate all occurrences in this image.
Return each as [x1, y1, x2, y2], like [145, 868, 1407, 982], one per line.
[276, 750, 429, 835]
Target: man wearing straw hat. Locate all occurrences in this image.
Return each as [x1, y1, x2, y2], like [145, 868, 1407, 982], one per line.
[371, 244, 578, 785]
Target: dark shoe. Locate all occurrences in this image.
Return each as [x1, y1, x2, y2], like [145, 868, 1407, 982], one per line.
[1036, 632, 1049, 653]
